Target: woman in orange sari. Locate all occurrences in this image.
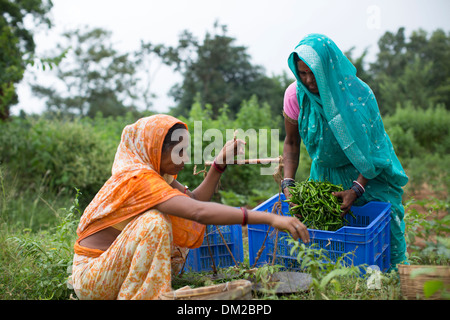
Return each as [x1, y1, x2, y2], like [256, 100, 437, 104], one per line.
[71, 114, 309, 300]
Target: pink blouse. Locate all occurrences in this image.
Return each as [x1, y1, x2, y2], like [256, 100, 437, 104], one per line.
[283, 81, 299, 121]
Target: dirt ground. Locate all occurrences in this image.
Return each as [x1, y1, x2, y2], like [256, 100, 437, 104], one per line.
[403, 183, 448, 252]
[404, 183, 448, 220]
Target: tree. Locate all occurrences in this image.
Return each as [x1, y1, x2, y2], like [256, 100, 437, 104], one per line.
[0, 0, 53, 120]
[32, 27, 139, 118]
[369, 27, 450, 113]
[166, 21, 287, 119]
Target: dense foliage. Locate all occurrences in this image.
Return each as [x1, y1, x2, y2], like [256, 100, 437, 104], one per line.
[0, 13, 448, 299]
[1, 99, 447, 206]
[32, 27, 140, 118]
[0, 96, 288, 206]
[0, 0, 53, 119]
[358, 28, 450, 114]
[165, 22, 290, 119]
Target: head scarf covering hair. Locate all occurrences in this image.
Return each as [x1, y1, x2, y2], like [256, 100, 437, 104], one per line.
[75, 115, 205, 257]
[287, 33, 408, 186]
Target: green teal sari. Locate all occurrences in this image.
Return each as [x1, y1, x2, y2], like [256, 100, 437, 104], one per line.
[287, 34, 409, 268]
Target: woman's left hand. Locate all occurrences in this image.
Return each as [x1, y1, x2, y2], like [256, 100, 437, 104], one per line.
[216, 135, 246, 166]
[332, 189, 357, 217]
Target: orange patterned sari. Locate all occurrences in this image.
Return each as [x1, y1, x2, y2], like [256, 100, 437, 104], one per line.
[71, 114, 205, 299]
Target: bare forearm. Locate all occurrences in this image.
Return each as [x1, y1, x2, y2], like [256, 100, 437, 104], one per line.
[283, 140, 300, 179]
[194, 202, 274, 226]
[283, 118, 301, 180]
[156, 196, 273, 226]
[155, 196, 310, 243]
[356, 174, 368, 188]
[190, 164, 224, 201]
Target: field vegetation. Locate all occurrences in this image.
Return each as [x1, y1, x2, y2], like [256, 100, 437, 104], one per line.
[0, 1, 448, 300]
[0, 102, 448, 299]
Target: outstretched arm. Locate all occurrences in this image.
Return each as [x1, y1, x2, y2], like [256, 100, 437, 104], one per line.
[155, 195, 310, 243]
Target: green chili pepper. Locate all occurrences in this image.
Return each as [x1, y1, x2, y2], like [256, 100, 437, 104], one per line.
[285, 179, 355, 231]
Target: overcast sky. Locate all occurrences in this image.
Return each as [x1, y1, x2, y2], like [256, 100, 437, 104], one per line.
[14, 0, 450, 115]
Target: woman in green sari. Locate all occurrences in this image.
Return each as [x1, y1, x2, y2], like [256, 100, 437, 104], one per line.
[282, 34, 409, 269]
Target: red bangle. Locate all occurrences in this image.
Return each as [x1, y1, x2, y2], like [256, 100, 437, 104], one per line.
[212, 160, 226, 173]
[240, 207, 248, 226]
[184, 185, 189, 194]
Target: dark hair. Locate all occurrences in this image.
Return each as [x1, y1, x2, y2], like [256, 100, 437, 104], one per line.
[162, 123, 187, 152]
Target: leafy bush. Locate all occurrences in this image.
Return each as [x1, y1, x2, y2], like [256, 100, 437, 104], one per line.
[404, 154, 450, 194]
[2, 98, 448, 208]
[285, 239, 361, 299]
[384, 103, 450, 156]
[404, 198, 450, 265]
[1, 100, 286, 207]
[0, 116, 120, 201]
[384, 103, 450, 192]
[385, 125, 423, 160]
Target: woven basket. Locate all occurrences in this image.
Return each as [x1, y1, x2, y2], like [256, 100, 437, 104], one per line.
[159, 280, 253, 300]
[399, 264, 450, 300]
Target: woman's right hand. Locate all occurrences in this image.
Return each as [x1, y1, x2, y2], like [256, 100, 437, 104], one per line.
[216, 135, 246, 166]
[271, 214, 310, 244]
[283, 187, 292, 202]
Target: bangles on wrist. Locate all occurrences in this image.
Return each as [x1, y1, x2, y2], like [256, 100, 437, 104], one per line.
[212, 159, 227, 173]
[351, 180, 365, 198]
[281, 178, 295, 191]
[240, 207, 248, 226]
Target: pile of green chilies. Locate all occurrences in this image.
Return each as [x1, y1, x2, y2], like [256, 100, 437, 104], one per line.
[286, 180, 355, 231]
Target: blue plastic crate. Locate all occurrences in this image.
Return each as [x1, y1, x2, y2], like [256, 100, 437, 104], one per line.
[248, 193, 391, 272]
[184, 224, 244, 272]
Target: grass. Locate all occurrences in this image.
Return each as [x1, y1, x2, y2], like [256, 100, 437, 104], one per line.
[0, 165, 448, 300]
[173, 245, 404, 300]
[0, 167, 79, 299]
